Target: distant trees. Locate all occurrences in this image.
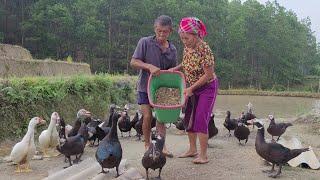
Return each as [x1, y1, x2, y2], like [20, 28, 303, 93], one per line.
[0, 0, 319, 89]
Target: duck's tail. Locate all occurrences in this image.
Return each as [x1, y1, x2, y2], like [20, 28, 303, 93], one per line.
[286, 123, 293, 127]
[288, 148, 309, 160]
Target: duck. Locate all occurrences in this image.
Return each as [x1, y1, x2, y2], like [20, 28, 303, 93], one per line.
[131, 111, 140, 135]
[223, 111, 238, 136]
[135, 116, 143, 140]
[57, 117, 73, 139]
[134, 111, 157, 140]
[208, 114, 218, 139]
[142, 134, 166, 180]
[87, 119, 103, 146]
[244, 102, 257, 128]
[253, 120, 309, 178]
[10, 117, 46, 172]
[118, 108, 132, 137]
[234, 122, 250, 145]
[173, 111, 185, 132]
[267, 115, 292, 141]
[39, 112, 60, 157]
[101, 104, 119, 128]
[240, 112, 256, 129]
[94, 124, 111, 145]
[67, 109, 91, 137]
[58, 117, 67, 139]
[56, 123, 89, 168]
[95, 111, 122, 177]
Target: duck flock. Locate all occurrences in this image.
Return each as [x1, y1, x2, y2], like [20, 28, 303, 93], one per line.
[8, 102, 311, 179]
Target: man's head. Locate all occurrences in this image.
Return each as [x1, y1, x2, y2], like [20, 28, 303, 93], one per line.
[154, 15, 173, 43]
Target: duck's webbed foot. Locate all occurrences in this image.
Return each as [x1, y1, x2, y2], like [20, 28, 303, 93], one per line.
[63, 156, 72, 168]
[14, 164, 22, 173]
[268, 165, 282, 178]
[262, 164, 275, 173]
[23, 163, 33, 172]
[99, 168, 109, 174]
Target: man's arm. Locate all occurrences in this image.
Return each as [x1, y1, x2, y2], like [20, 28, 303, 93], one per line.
[130, 58, 160, 76]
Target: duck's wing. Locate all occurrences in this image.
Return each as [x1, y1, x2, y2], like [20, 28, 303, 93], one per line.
[62, 136, 83, 149]
[266, 143, 290, 161]
[10, 142, 27, 163]
[96, 141, 122, 161]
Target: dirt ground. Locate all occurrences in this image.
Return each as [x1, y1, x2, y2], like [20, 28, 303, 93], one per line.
[0, 117, 320, 180]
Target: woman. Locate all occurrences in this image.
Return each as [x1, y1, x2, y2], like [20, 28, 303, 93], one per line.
[170, 17, 218, 164]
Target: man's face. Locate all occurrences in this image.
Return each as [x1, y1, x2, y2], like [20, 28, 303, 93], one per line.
[154, 25, 172, 43]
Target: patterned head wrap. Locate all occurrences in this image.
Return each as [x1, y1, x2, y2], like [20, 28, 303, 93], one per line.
[178, 17, 207, 39]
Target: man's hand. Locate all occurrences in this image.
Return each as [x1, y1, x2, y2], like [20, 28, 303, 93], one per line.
[148, 64, 160, 76]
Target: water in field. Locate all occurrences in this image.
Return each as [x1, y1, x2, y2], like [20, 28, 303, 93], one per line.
[213, 95, 317, 119]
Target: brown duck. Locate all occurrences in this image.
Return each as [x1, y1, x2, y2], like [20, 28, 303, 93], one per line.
[254, 121, 309, 178]
[142, 134, 166, 179]
[267, 115, 292, 141]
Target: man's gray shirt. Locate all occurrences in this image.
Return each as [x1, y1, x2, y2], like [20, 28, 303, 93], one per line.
[132, 36, 177, 93]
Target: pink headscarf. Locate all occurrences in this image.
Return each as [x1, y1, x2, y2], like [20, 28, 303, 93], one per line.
[178, 17, 207, 39]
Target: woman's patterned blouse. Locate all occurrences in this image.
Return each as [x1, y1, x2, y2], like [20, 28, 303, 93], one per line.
[182, 41, 214, 86]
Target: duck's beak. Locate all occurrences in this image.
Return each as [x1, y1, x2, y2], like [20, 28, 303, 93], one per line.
[40, 118, 46, 125]
[85, 110, 92, 117]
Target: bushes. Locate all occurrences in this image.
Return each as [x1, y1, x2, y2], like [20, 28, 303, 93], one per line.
[0, 74, 136, 141]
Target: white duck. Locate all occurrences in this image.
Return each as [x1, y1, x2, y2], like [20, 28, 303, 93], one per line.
[10, 117, 46, 173]
[39, 112, 60, 157]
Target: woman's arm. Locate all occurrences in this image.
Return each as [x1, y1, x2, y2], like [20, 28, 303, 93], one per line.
[184, 65, 215, 96]
[130, 58, 160, 75]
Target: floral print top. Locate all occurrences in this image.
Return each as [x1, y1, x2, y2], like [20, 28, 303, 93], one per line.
[182, 41, 214, 86]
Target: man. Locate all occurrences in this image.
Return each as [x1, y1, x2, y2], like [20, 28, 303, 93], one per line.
[130, 15, 177, 157]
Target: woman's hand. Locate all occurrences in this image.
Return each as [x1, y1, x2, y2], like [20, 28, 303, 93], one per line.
[148, 64, 160, 76]
[184, 87, 193, 97]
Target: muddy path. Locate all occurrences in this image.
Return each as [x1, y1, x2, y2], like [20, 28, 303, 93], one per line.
[0, 116, 319, 180]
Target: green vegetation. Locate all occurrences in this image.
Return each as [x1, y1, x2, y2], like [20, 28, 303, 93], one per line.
[1, 0, 320, 89]
[0, 74, 136, 141]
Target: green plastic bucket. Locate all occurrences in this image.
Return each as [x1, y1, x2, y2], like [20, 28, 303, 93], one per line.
[147, 70, 186, 123]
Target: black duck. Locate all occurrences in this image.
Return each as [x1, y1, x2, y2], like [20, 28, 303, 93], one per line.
[223, 111, 238, 136]
[56, 123, 89, 168]
[253, 121, 309, 178]
[87, 119, 103, 146]
[234, 122, 250, 145]
[208, 114, 218, 139]
[95, 112, 122, 177]
[267, 115, 292, 141]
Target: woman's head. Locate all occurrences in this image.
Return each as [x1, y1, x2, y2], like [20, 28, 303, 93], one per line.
[179, 32, 199, 49]
[154, 15, 173, 43]
[178, 17, 207, 39]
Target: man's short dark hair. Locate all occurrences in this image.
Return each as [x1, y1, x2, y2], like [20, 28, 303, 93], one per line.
[154, 15, 173, 27]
